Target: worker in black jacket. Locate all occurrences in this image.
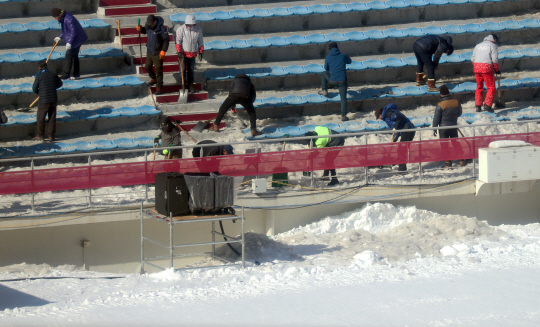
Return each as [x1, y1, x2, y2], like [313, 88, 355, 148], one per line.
[136, 15, 169, 95]
[413, 35, 454, 92]
[32, 61, 63, 141]
[211, 74, 262, 137]
[192, 140, 234, 157]
[154, 116, 182, 159]
[432, 85, 466, 168]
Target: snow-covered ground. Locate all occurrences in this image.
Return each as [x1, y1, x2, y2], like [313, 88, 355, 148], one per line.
[1, 202, 539, 326]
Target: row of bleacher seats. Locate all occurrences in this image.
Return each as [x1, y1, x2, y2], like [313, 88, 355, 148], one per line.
[227, 78, 538, 110]
[2, 106, 159, 126]
[0, 19, 108, 33]
[0, 76, 144, 94]
[0, 47, 124, 63]
[205, 48, 540, 80]
[202, 18, 540, 50]
[170, 0, 509, 23]
[2, 107, 537, 157]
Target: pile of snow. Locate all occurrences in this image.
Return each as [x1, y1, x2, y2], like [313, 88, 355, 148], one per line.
[489, 140, 531, 148]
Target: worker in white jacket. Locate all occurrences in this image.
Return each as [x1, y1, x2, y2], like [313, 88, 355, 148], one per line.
[471, 34, 500, 113]
[175, 14, 204, 93]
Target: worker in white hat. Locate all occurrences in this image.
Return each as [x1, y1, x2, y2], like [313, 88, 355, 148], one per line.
[175, 14, 204, 93]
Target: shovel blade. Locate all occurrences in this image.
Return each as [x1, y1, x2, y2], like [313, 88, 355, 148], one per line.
[192, 120, 208, 133]
[177, 89, 188, 103]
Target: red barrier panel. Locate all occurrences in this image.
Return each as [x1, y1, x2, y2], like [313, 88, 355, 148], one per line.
[1, 132, 539, 195]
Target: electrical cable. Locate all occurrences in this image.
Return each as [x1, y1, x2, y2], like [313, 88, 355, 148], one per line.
[0, 276, 125, 282]
[219, 220, 241, 256]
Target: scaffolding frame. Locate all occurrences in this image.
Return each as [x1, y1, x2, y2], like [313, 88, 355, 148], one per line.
[140, 204, 245, 273]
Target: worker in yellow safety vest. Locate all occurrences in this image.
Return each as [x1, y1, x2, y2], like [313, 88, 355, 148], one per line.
[306, 126, 345, 186]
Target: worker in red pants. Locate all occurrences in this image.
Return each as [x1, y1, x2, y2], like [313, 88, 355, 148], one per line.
[471, 34, 500, 113]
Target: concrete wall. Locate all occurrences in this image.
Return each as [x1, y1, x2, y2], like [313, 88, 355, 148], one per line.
[0, 0, 96, 19]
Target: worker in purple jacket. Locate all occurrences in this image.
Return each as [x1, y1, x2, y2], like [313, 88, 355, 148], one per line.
[51, 8, 88, 80]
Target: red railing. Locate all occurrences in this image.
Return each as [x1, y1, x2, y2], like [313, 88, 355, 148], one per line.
[1, 132, 538, 195]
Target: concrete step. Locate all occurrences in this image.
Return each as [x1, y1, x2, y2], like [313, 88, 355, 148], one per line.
[0, 0, 96, 19]
[171, 0, 539, 37]
[168, 0, 312, 9]
[100, 0, 151, 6]
[156, 91, 209, 104]
[97, 4, 156, 17]
[133, 54, 179, 65]
[150, 84, 203, 93]
[120, 33, 173, 46]
[138, 63, 181, 74]
[116, 25, 168, 37]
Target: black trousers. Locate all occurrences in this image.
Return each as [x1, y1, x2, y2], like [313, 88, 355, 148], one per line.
[439, 128, 464, 162]
[145, 54, 164, 88]
[215, 93, 257, 130]
[183, 57, 196, 85]
[398, 129, 416, 170]
[323, 136, 345, 178]
[36, 102, 57, 137]
[413, 43, 436, 80]
[62, 46, 81, 79]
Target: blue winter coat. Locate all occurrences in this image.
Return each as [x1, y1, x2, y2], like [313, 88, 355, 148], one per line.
[324, 48, 352, 83]
[58, 11, 88, 49]
[381, 103, 414, 142]
[140, 16, 170, 56]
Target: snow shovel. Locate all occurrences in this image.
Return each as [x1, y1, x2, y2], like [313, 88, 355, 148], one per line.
[494, 73, 505, 109]
[172, 120, 196, 143]
[177, 57, 188, 103]
[231, 106, 248, 128]
[192, 115, 217, 133]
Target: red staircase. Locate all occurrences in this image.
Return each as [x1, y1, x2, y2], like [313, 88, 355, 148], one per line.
[151, 84, 209, 104]
[168, 113, 224, 132]
[98, 0, 156, 17]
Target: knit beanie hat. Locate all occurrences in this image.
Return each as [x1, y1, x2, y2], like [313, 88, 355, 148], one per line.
[51, 8, 62, 17]
[440, 85, 450, 96]
[328, 42, 338, 50]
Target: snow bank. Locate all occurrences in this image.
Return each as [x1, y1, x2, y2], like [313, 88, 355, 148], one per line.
[489, 140, 531, 148]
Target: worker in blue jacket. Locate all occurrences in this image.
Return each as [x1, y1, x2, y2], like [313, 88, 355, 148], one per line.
[318, 42, 352, 121]
[375, 103, 416, 171]
[51, 8, 88, 80]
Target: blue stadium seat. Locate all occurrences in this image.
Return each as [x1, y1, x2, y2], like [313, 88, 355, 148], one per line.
[0, 85, 18, 94]
[401, 56, 418, 66]
[72, 110, 97, 120]
[20, 52, 42, 62]
[499, 21, 522, 30]
[519, 48, 540, 57]
[51, 143, 76, 154]
[86, 19, 109, 27]
[365, 120, 387, 131]
[23, 22, 48, 31]
[404, 0, 428, 6]
[303, 94, 328, 103]
[382, 58, 405, 67]
[364, 30, 386, 39]
[116, 107, 142, 116]
[101, 77, 125, 87]
[79, 79, 102, 89]
[518, 19, 540, 28]
[0, 53, 22, 62]
[446, 0, 468, 3]
[303, 64, 325, 73]
[305, 34, 328, 43]
[286, 35, 310, 45]
[323, 123, 341, 131]
[133, 136, 154, 148]
[4, 23, 28, 32]
[363, 59, 387, 69]
[299, 125, 317, 133]
[80, 48, 103, 58]
[246, 38, 269, 48]
[441, 25, 465, 34]
[101, 47, 125, 57]
[327, 92, 348, 103]
[135, 106, 160, 115]
[44, 20, 62, 30]
[325, 32, 349, 42]
[347, 61, 366, 70]
[19, 83, 32, 93]
[269, 66, 288, 76]
[283, 65, 307, 75]
[289, 6, 313, 15]
[385, 87, 407, 98]
[346, 2, 370, 11]
[205, 71, 227, 80]
[384, 29, 408, 38]
[230, 10, 254, 19]
[170, 13, 186, 22]
[60, 80, 83, 90]
[421, 26, 444, 34]
[121, 76, 145, 86]
[401, 86, 426, 96]
[440, 54, 465, 63]
[328, 3, 352, 12]
[459, 82, 477, 92]
[402, 27, 424, 37]
[249, 9, 273, 17]
[32, 143, 56, 155]
[343, 31, 368, 41]
[500, 79, 520, 89]
[262, 97, 286, 106]
[367, 1, 391, 9]
[71, 141, 97, 152]
[94, 107, 123, 118]
[267, 36, 291, 46]
[56, 111, 78, 122]
[113, 138, 137, 149]
[210, 11, 233, 20]
[193, 12, 215, 21]
[93, 140, 117, 150]
[459, 52, 473, 61]
[427, 0, 449, 4]
[480, 22, 504, 31]
[40, 50, 62, 61]
[269, 7, 293, 16]
[385, 0, 410, 8]
[226, 39, 251, 48]
[278, 126, 304, 137]
[10, 114, 36, 125]
[244, 68, 271, 77]
[339, 121, 365, 133]
[0, 26, 6, 34]
[499, 49, 523, 59]
[205, 40, 231, 50]
[307, 5, 332, 13]
[281, 95, 307, 105]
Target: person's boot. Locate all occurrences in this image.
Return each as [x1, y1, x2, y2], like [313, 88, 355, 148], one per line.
[444, 161, 452, 169]
[251, 129, 262, 136]
[188, 82, 195, 94]
[209, 124, 219, 132]
[327, 177, 339, 186]
[33, 135, 44, 141]
[146, 79, 157, 86]
[318, 89, 328, 97]
[48, 135, 55, 142]
[155, 88, 162, 95]
[475, 105, 482, 112]
[341, 115, 349, 122]
[320, 171, 330, 181]
[398, 164, 407, 171]
[427, 79, 438, 92]
[416, 73, 426, 86]
[459, 160, 467, 167]
[483, 104, 494, 113]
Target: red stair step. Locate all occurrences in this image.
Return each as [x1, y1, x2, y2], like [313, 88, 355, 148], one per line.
[138, 63, 179, 74]
[98, 5, 156, 17]
[151, 84, 202, 93]
[133, 54, 177, 65]
[176, 122, 225, 132]
[121, 34, 173, 46]
[169, 113, 217, 123]
[117, 25, 168, 37]
[156, 92, 208, 104]
[100, 0, 150, 6]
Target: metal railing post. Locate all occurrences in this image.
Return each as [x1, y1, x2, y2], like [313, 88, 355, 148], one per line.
[88, 155, 92, 206]
[310, 139, 314, 188]
[169, 212, 173, 269]
[418, 131, 422, 180]
[144, 150, 148, 200]
[364, 136, 368, 185]
[31, 158, 35, 212]
[242, 207, 245, 269]
[472, 127, 476, 177]
[140, 201, 144, 274]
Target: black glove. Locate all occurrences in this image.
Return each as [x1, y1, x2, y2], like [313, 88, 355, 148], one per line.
[177, 52, 183, 60]
[495, 70, 501, 75]
[433, 130, 437, 137]
[154, 136, 160, 144]
[198, 52, 203, 62]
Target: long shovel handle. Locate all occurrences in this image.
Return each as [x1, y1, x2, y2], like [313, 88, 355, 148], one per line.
[497, 74, 502, 100]
[152, 141, 156, 161]
[116, 20, 123, 52]
[148, 85, 158, 109]
[176, 124, 196, 143]
[46, 41, 59, 63]
[457, 128, 465, 138]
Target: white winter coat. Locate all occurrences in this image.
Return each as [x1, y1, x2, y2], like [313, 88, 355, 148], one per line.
[175, 24, 204, 54]
[471, 35, 499, 73]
